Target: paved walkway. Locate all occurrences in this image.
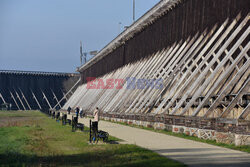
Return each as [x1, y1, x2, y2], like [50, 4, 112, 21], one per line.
[75, 116, 250, 167]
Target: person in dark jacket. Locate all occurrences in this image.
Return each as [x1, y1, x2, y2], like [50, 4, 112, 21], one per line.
[75, 107, 80, 119]
[67, 106, 71, 114]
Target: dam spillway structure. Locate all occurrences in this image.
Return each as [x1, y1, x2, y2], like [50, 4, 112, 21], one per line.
[63, 0, 250, 145]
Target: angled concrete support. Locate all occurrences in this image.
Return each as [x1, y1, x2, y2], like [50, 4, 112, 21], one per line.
[41, 89, 52, 110]
[10, 91, 20, 110]
[0, 92, 6, 104]
[51, 89, 61, 108]
[53, 78, 80, 109]
[14, 89, 26, 110]
[19, 88, 31, 110]
[30, 89, 42, 110]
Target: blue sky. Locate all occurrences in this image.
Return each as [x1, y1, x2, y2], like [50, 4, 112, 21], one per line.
[0, 0, 160, 73]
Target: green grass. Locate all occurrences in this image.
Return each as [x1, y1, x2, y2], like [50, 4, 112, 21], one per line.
[0, 110, 185, 167]
[106, 119, 250, 153]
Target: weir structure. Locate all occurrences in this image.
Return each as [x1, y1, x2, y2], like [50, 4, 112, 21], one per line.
[63, 0, 250, 145]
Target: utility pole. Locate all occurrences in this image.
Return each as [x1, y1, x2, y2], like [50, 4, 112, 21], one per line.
[80, 41, 90, 65]
[83, 52, 87, 64]
[80, 41, 83, 65]
[118, 22, 122, 34]
[80, 40, 98, 65]
[133, 0, 135, 22]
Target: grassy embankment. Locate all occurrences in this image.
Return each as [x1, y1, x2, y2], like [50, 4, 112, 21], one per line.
[0, 110, 185, 167]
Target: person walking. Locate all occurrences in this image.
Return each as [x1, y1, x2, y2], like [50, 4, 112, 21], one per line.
[75, 107, 80, 121]
[80, 107, 83, 118]
[67, 106, 71, 114]
[92, 107, 99, 142]
[93, 107, 99, 131]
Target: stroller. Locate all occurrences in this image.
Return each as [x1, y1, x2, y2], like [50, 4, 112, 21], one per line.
[90, 120, 109, 143]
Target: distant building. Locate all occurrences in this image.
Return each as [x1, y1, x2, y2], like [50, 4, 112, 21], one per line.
[0, 70, 80, 110]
